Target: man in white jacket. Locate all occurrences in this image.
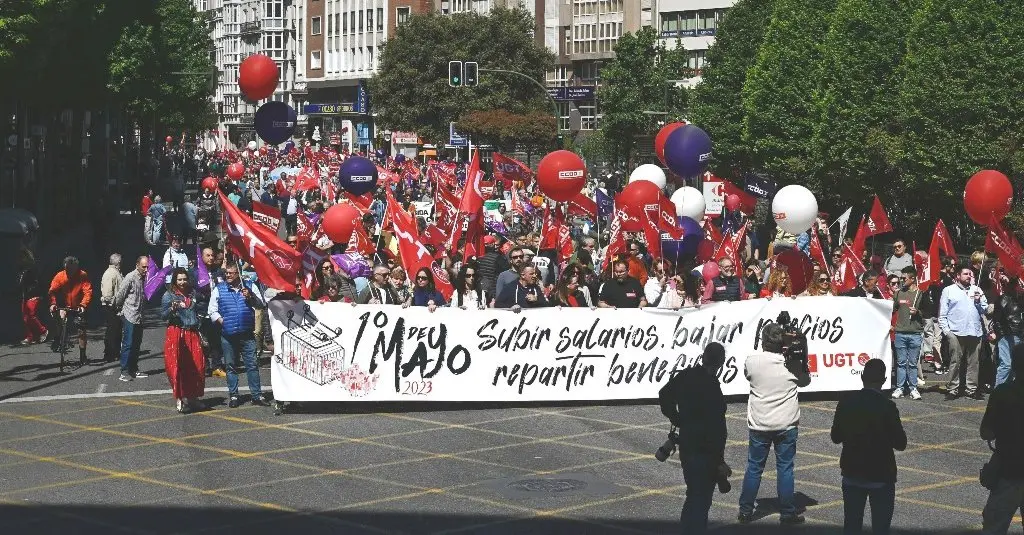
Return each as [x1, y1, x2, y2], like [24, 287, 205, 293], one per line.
[737, 322, 812, 526]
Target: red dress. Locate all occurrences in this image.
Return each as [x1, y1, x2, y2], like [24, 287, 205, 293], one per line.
[164, 294, 206, 399]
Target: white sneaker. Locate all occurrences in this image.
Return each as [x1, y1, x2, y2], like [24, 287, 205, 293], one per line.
[910, 389, 922, 400]
[891, 389, 904, 399]
[918, 377, 926, 386]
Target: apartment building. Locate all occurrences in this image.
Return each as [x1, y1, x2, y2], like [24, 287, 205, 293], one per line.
[194, 0, 299, 149]
[294, 0, 434, 153]
[656, 0, 733, 87]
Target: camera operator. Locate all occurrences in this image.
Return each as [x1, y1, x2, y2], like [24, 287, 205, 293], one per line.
[738, 320, 811, 526]
[658, 342, 730, 535]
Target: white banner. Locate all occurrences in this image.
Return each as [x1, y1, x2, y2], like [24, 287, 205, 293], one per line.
[268, 297, 894, 402]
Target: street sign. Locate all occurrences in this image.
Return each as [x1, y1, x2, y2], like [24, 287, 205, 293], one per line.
[449, 122, 468, 147]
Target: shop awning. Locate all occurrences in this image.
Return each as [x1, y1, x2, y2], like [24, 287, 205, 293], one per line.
[420, 149, 437, 157]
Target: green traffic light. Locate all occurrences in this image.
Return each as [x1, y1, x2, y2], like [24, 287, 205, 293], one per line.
[453, 77, 460, 83]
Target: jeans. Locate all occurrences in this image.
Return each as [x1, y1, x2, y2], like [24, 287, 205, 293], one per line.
[995, 335, 1020, 387]
[842, 481, 895, 534]
[680, 453, 717, 534]
[739, 427, 798, 516]
[222, 332, 261, 398]
[982, 477, 1024, 535]
[893, 333, 922, 391]
[119, 320, 144, 373]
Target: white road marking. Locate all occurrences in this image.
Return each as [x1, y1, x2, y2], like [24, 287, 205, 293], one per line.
[0, 387, 265, 404]
[96, 384, 107, 394]
[103, 368, 116, 377]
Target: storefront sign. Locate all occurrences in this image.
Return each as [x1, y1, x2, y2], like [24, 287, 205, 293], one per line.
[303, 103, 355, 115]
[392, 132, 419, 145]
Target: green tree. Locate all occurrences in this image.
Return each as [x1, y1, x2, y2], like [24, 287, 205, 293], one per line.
[741, 0, 837, 188]
[108, 0, 216, 133]
[690, 0, 774, 175]
[597, 28, 691, 162]
[813, 0, 916, 210]
[456, 110, 555, 151]
[895, 0, 1005, 235]
[369, 8, 555, 145]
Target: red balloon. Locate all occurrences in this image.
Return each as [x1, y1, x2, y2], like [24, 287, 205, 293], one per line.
[964, 169, 1013, 225]
[238, 54, 280, 102]
[165, 136, 173, 144]
[536, 150, 586, 202]
[655, 122, 686, 165]
[776, 249, 814, 295]
[701, 261, 720, 281]
[322, 203, 361, 245]
[259, 146, 268, 155]
[617, 180, 664, 231]
[725, 194, 741, 212]
[696, 239, 716, 262]
[201, 177, 218, 191]
[226, 162, 245, 180]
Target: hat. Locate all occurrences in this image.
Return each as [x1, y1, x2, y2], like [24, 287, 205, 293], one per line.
[483, 235, 497, 246]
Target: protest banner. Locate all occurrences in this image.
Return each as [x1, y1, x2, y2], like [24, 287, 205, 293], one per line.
[268, 296, 893, 403]
[252, 200, 282, 232]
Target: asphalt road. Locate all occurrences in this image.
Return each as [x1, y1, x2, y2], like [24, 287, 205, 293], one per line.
[0, 320, 1013, 534]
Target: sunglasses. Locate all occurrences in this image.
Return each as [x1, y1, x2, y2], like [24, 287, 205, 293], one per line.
[510, 254, 523, 260]
[817, 277, 829, 283]
[465, 272, 476, 278]
[416, 276, 429, 281]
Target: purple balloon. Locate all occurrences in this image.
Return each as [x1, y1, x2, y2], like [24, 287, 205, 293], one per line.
[678, 216, 703, 254]
[395, 154, 406, 164]
[339, 156, 378, 195]
[664, 125, 712, 179]
[254, 102, 297, 145]
[284, 140, 295, 151]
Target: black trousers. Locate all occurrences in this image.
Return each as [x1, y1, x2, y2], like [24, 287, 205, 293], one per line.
[103, 306, 122, 361]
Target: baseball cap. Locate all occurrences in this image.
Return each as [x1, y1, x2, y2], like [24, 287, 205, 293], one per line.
[483, 235, 497, 246]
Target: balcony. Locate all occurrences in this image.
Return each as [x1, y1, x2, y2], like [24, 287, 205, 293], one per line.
[240, 21, 262, 36]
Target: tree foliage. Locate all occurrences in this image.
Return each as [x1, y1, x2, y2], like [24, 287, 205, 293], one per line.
[369, 8, 555, 145]
[597, 28, 691, 161]
[456, 110, 555, 151]
[741, 0, 837, 189]
[690, 0, 774, 176]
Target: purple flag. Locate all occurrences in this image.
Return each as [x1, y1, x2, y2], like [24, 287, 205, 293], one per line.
[195, 244, 210, 288]
[485, 216, 509, 236]
[596, 189, 614, 218]
[144, 256, 173, 300]
[331, 253, 372, 279]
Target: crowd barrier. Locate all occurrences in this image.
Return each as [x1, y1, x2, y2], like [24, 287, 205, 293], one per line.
[267, 296, 894, 403]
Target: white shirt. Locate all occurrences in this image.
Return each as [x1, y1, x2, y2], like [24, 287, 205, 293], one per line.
[745, 351, 803, 432]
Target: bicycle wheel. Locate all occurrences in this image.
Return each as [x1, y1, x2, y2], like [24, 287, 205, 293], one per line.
[58, 315, 70, 372]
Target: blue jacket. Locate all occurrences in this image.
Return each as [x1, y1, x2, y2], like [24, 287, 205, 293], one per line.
[212, 281, 259, 335]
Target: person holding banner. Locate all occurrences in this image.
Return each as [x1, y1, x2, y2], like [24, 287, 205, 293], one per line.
[448, 262, 487, 310]
[404, 267, 446, 311]
[600, 260, 648, 309]
[495, 265, 549, 312]
[358, 265, 401, 305]
[892, 266, 934, 401]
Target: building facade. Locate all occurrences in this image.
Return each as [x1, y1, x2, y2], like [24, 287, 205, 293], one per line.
[194, 0, 300, 150]
[656, 0, 732, 87]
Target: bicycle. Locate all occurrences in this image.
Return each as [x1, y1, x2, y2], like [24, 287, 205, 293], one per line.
[51, 307, 82, 373]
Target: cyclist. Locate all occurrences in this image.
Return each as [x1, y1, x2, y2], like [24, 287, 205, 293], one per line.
[48, 256, 93, 365]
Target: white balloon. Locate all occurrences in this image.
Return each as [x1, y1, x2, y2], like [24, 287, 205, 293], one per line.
[628, 164, 667, 190]
[772, 185, 818, 234]
[247, 140, 258, 151]
[671, 186, 705, 219]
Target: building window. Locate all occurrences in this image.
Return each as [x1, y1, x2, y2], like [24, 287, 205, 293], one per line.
[377, 8, 383, 30]
[343, 11, 348, 34]
[366, 9, 373, 32]
[311, 16, 322, 35]
[397, 6, 410, 25]
[358, 10, 364, 31]
[311, 49, 322, 69]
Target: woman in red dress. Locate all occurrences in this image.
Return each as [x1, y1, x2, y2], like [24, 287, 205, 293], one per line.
[161, 268, 206, 413]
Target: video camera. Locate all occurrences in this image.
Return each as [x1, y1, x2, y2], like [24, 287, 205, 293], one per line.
[771, 311, 809, 374]
[654, 426, 731, 493]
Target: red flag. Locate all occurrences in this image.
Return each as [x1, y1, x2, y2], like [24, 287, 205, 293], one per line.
[343, 191, 372, 213]
[492, 152, 533, 184]
[218, 191, 301, 292]
[722, 180, 758, 214]
[703, 217, 724, 246]
[809, 226, 830, 276]
[295, 212, 314, 245]
[714, 224, 748, 270]
[299, 244, 328, 299]
[567, 192, 597, 219]
[602, 211, 628, 271]
[421, 224, 448, 247]
[852, 216, 868, 258]
[458, 150, 485, 215]
[540, 206, 574, 264]
[293, 167, 319, 192]
[985, 216, 1024, 277]
[251, 201, 282, 232]
[913, 245, 933, 291]
[385, 187, 454, 298]
[510, 185, 527, 215]
[832, 244, 866, 295]
[933, 219, 956, 257]
[643, 212, 663, 260]
[865, 196, 894, 236]
[348, 222, 376, 258]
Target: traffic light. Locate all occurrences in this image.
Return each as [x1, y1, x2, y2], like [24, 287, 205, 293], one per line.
[448, 61, 463, 87]
[464, 62, 478, 87]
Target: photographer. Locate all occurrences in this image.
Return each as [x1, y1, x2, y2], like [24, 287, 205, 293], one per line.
[658, 342, 730, 534]
[738, 320, 811, 525]
[979, 345, 1024, 534]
